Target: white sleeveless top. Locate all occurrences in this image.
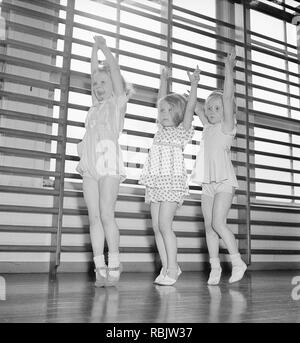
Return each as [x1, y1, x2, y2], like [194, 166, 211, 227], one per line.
[191, 122, 238, 188]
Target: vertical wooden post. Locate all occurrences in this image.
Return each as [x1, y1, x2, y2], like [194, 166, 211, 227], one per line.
[160, 0, 172, 93]
[116, 0, 121, 64]
[235, 0, 252, 265]
[290, 6, 300, 199]
[50, 0, 75, 277]
[216, 0, 252, 265]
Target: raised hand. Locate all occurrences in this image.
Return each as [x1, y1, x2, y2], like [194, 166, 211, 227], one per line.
[187, 65, 201, 84]
[94, 35, 107, 48]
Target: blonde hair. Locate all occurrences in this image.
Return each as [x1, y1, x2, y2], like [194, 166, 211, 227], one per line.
[205, 89, 237, 118]
[92, 66, 134, 98]
[158, 93, 187, 126]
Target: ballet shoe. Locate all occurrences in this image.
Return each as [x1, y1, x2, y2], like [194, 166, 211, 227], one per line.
[94, 267, 107, 288]
[207, 267, 222, 285]
[156, 266, 182, 286]
[105, 264, 123, 287]
[156, 274, 177, 286]
[229, 262, 247, 284]
[154, 266, 182, 285]
[154, 268, 166, 284]
[153, 266, 182, 285]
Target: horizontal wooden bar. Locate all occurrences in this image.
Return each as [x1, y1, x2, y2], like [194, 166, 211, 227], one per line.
[250, 220, 300, 228]
[0, 246, 55, 252]
[173, 13, 217, 33]
[0, 185, 58, 196]
[0, 205, 59, 214]
[5, 38, 63, 58]
[0, 225, 57, 234]
[251, 235, 300, 242]
[0, 90, 60, 108]
[0, 52, 62, 74]
[250, 192, 300, 201]
[0, 72, 60, 91]
[60, 246, 243, 254]
[0, 127, 63, 143]
[1, 2, 66, 24]
[0, 166, 59, 178]
[0, 108, 60, 125]
[4, 19, 65, 42]
[251, 38, 297, 59]
[3, 0, 66, 12]
[251, 249, 300, 255]
[251, 205, 300, 213]
[0, 147, 61, 161]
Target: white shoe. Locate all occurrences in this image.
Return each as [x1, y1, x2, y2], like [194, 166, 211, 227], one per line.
[154, 266, 182, 284]
[94, 267, 107, 288]
[207, 267, 222, 285]
[156, 275, 177, 286]
[229, 262, 247, 283]
[154, 268, 166, 284]
[156, 266, 182, 286]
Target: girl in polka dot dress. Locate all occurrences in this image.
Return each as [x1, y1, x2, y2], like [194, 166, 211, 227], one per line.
[139, 66, 200, 286]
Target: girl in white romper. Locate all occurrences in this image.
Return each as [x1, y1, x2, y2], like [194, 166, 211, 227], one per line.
[140, 66, 200, 286]
[191, 49, 247, 285]
[77, 36, 132, 287]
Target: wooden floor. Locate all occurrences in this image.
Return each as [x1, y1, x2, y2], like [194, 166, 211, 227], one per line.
[0, 271, 299, 323]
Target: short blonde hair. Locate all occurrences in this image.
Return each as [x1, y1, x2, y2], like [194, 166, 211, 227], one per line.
[158, 93, 187, 126]
[92, 67, 134, 98]
[205, 89, 237, 117]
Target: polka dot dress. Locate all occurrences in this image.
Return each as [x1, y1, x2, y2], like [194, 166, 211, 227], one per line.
[139, 122, 194, 206]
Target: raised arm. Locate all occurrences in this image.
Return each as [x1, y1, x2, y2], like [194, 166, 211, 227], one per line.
[222, 48, 236, 133]
[94, 36, 125, 97]
[158, 66, 170, 103]
[91, 41, 100, 105]
[183, 66, 201, 130]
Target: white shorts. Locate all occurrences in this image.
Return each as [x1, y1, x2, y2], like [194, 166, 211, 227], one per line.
[202, 182, 234, 197]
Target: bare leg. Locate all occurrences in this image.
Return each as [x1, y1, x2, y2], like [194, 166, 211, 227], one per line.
[158, 201, 178, 280]
[98, 176, 120, 254]
[202, 194, 222, 285]
[82, 176, 105, 257]
[212, 192, 238, 255]
[212, 191, 247, 283]
[201, 194, 219, 258]
[98, 176, 122, 284]
[150, 202, 167, 275]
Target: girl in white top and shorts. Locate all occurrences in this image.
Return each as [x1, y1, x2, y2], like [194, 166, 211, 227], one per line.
[191, 49, 247, 285]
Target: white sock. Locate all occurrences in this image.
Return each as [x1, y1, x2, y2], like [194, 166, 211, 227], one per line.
[210, 257, 221, 269]
[93, 254, 106, 277]
[108, 252, 120, 277]
[229, 254, 247, 283]
[230, 253, 244, 267]
[208, 258, 222, 285]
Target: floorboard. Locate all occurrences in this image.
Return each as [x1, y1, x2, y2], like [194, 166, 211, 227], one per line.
[0, 271, 299, 323]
